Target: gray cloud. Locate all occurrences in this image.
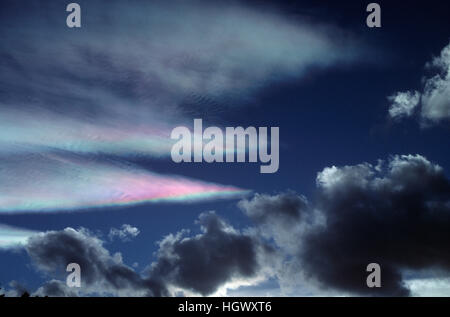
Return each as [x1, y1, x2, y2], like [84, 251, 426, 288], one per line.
[239, 192, 308, 226]
[302, 154, 450, 296]
[23, 211, 269, 297]
[34, 280, 79, 297]
[148, 211, 269, 296]
[26, 227, 154, 296]
[244, 155, 450, 296]
[238, 192, 309, 255]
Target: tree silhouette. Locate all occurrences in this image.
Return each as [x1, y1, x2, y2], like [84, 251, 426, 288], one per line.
[0, 284, 44, 297]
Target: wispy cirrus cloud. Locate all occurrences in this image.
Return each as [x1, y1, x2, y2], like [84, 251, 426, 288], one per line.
[0, 224, 38, 249]
[0, 0, 363, 157]
[0, 152, 248, 213]
[0, 0, 363, 213]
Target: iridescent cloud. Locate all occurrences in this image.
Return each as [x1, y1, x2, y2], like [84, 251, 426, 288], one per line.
[0, 0, 362, 213]
[0, 152, 249, 213]
[0, 224, 38, 249]
[0, 1, 362, 158]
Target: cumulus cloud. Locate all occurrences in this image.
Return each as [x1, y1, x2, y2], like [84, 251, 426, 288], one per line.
[422, 42, 450, 122]
[108, 225, 140, 242]
[302, 154, 450, 296]
[388, 91, 421, 119]
[26, 227, 153, 296]
[238, 192, 309, 254]
[239, 192, 308, 225]
[244, 155, 450, 296]
[388, 41, 450, 124]
[33, 280, 80, 297]
[148, 211, 271, 296]
[19, 211, 271, 297]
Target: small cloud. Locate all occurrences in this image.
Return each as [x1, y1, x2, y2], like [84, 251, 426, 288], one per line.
[388, 90, 421, 120]
[108, 224, 140, 242]
[388, 41, 450, 124]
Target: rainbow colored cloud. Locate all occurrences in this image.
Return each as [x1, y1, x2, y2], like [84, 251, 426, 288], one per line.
[0, 1, 360, 214]
[0, 152, 249, 213]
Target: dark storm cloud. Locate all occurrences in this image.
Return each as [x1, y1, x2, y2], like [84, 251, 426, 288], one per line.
[303, 154, 450, 296]
[26, 227, 158, 296]
[148, 211, 266, 295]
[245, 155, 450, 296]
[239, 192, 308, 227]
[238, 192, 309, 256]
[24, 212, 266, 297]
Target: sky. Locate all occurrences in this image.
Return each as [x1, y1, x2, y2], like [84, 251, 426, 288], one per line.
[0, 0, 449, 297]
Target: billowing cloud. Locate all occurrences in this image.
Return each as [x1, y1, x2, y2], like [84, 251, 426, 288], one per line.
[422, 42, 450, 122]
[26, 227, 155, 296]
[20, 211, 270, 297]
[0, 152, 248, 213]
[388, 41, 450, 124]
[238, 192, 309, 254]
[148, 211, 271, 296]
[239, 192, 308, 225]
[243, 155, 450, 296]
[108, 224, 140, 242]
[33, 280, 79, 297]
[302, 154, 450, 296]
